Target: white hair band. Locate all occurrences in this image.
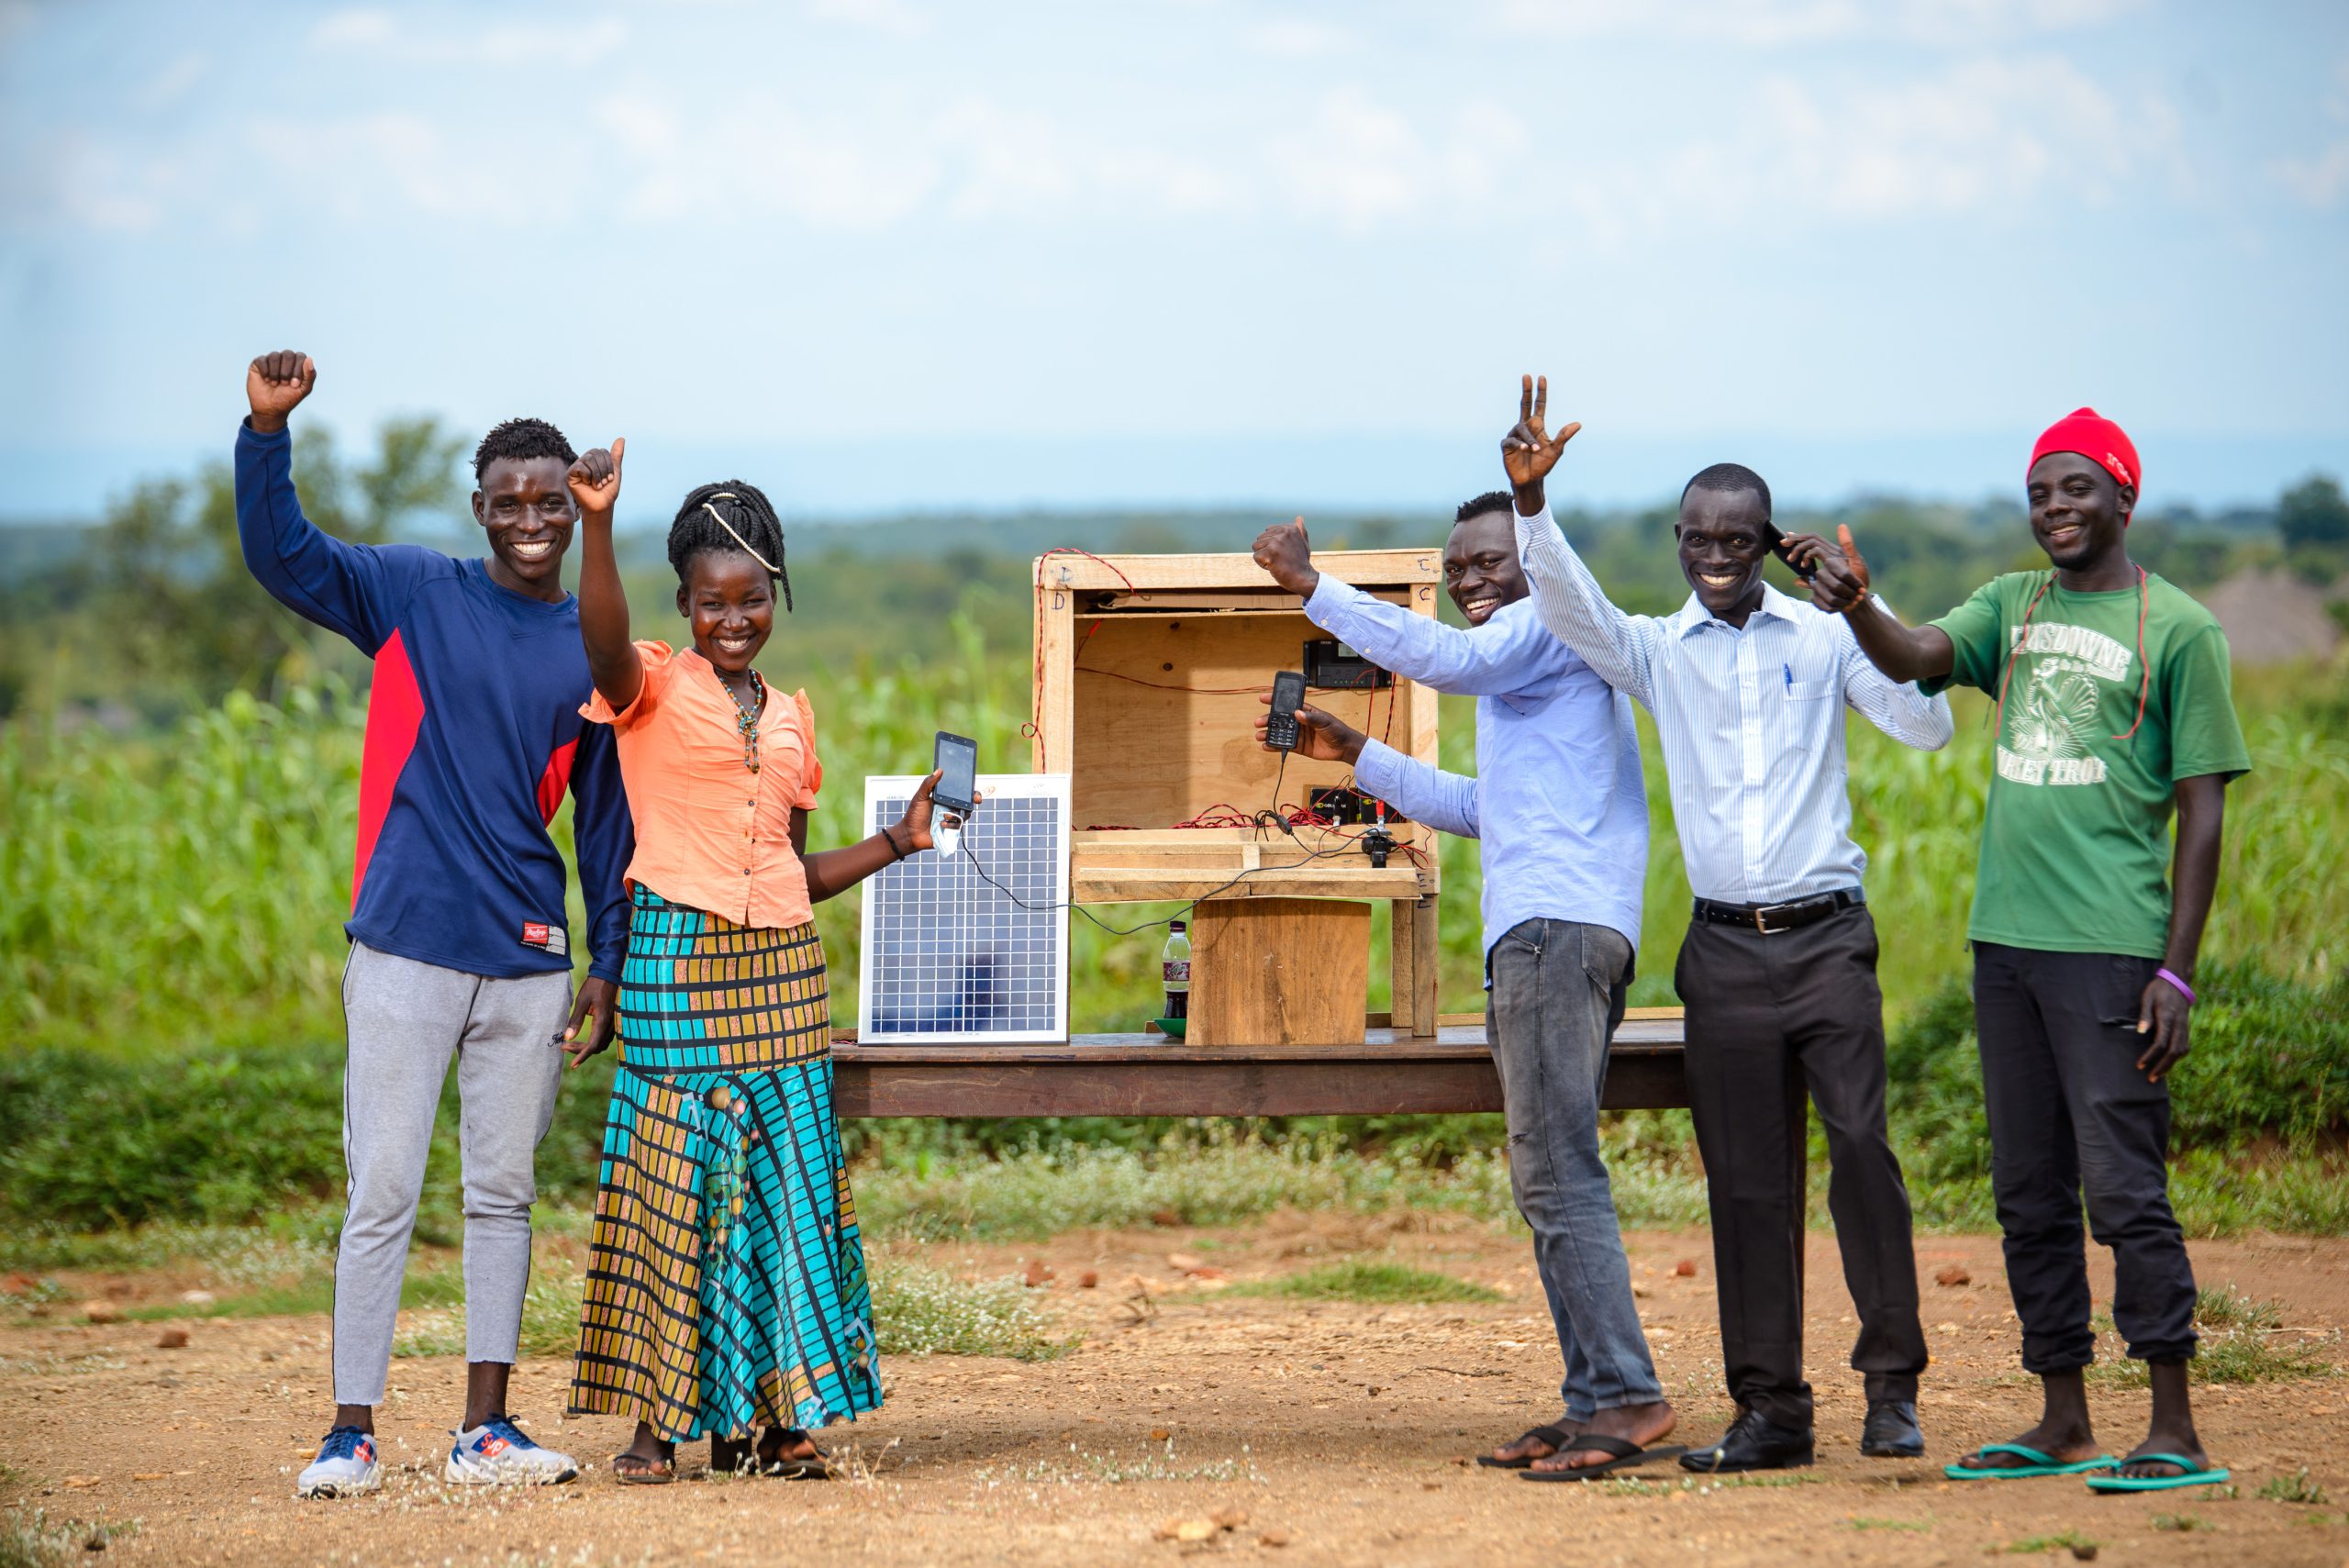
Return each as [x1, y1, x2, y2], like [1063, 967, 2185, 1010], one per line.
[700, 493, 780, 577]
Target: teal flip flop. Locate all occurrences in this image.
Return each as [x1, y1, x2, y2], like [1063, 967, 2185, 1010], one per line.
[2084, 1453, 2231, 1493]
[1944, 1442, 2118, 1481]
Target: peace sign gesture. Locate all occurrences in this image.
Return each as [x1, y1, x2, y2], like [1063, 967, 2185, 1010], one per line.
[1500, 373, 1581, 513]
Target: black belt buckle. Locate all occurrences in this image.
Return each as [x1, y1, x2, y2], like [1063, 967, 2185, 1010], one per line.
[1753, 893, 1828, 934]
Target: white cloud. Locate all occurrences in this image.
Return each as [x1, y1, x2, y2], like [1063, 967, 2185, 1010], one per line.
[241, 113, 476, 221]
[1758, 58, 2150, 219]
[1242, 18, 1360, 58]
[2275, 56, 2349, 208]
[1492, 0, 2146, 47]
[1534, 54, 2166, 240]
[308, 7, 395, 50]
[308, 8, 629, 67]
[1267, 88, 1528, 231]
[2276, 139, 2349, 206]
[590, 88, 1239, 230]
[134, 51, 210, 114]
[592, 95, 938, 230]
[39, 134, 187, 232]
[804, 0, 929, 39]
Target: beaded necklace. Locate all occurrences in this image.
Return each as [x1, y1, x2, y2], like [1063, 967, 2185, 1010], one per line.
[721, 669, 766, 772]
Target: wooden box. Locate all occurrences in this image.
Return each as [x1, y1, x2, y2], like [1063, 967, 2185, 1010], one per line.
[1030, 547, 1444, 1036]
[1189, 897, 1371, 1048]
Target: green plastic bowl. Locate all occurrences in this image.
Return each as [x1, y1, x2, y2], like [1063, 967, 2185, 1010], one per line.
[1153, 1016, 1187, 1040]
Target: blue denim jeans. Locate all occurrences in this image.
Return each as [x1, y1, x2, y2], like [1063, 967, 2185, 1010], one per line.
[1486, 917, 1664, 1420]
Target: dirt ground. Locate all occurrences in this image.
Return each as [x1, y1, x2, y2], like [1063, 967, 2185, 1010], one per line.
[4, 1221, 2345, 1568]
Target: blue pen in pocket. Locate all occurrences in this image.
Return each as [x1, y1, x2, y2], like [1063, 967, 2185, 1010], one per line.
[1783, 663, 1793, 692]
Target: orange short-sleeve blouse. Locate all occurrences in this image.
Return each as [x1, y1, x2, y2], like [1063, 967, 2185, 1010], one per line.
[582, 640, 822, 930]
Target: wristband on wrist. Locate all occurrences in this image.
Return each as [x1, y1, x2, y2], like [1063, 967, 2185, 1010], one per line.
[2155, 967, 2196, 1006]
[886, 825, 909, 862]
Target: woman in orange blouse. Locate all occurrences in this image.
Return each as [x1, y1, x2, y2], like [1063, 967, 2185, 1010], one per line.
[558, 440, 961, 1484]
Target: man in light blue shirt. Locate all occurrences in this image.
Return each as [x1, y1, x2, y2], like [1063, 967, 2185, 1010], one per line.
[1252, 495, 1675, 1480]
[1502, 374, 1951, 1474]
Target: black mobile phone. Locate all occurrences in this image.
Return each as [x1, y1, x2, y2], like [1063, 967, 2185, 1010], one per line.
[933, 731, 978, 817]
[1264, 671, 1308, 752]
[1761, 519, 1817, 581]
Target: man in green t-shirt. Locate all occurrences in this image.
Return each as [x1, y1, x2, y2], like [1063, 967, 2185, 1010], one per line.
[1812, 407, 2250, 1493]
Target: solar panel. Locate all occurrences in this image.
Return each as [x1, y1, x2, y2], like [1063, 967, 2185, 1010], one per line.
[857, 773, 1071, 1044]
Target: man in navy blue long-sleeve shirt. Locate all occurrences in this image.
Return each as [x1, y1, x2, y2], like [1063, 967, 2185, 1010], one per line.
[237, 352, 631, 1498]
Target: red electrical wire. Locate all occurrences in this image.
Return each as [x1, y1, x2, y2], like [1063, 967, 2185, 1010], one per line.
[1028, 549, 1140, 742]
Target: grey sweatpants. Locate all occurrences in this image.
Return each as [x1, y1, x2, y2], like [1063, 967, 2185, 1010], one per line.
[334, 941, 572, 1407]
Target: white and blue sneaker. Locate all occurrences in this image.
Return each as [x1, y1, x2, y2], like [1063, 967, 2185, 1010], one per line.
[445, 1416, 579, 1485]
[296, 1425, 382, 1498]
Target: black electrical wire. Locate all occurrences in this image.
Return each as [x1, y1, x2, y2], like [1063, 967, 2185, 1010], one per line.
[955, 831, 1365, 936]
[933, 741, 1325, 937]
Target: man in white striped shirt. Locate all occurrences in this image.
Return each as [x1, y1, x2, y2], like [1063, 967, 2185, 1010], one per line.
[1502, 375, 1953, 1473]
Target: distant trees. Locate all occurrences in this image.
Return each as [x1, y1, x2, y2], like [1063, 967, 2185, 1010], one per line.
[2278, 474, 2349, 584]
[3, 445, 2343, 727]
[0, 418, 461, 720]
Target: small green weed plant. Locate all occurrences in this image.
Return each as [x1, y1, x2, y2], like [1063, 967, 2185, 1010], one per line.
[1229, 1260, 1501, 1305]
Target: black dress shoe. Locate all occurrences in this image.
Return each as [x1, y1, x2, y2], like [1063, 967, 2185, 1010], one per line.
[1677, 1409, 1815, 1473]
[1860, 1399, 1924, 1458]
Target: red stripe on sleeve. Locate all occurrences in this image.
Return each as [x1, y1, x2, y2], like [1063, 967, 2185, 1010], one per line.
[352, 629, 428, 910]
[537, 738, 578, 827]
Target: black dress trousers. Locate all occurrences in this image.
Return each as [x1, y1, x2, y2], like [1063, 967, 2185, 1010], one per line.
[1674, 902, 1929, 1429]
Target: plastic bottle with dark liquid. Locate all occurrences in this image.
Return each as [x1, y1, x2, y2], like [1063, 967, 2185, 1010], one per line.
[1162, 920, 1191, 1020]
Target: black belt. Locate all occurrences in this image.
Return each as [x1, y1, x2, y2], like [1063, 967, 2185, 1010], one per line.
[1691, 888, 1864, 936]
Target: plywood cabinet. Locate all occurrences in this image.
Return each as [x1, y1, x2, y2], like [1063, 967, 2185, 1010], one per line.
[1030, 548, 1445, 1038]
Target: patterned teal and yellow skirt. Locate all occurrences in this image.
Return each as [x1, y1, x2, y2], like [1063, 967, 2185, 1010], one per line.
[568, 885, 880, 1441]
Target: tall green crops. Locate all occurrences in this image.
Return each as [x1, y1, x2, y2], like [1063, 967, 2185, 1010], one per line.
[4, 639, 2343, 1057]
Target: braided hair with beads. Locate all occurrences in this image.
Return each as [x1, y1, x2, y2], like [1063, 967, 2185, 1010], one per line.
[667, 480, 793, 612]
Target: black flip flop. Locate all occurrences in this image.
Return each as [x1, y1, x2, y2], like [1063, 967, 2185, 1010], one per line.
[611, 1451, 675, 1485]
[1476, 1422, 1576, 1470]
[1520, 1434, 1688, 1482]
[715, 1430, 835, 1479]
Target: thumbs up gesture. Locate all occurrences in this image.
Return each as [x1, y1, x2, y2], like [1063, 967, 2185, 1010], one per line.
[567, 437, 625, 517]
[1252, 517, 1319, 596]
[1820, 523, 1875, 612]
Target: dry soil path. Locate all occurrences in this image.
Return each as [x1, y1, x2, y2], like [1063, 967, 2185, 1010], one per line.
[4, 1223, 2345, 1567]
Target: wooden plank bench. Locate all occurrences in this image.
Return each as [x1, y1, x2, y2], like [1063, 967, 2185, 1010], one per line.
[831, 1008, 1688, 1118]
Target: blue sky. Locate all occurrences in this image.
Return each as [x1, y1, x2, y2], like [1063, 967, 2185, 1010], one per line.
[3, 0, 2346, 519]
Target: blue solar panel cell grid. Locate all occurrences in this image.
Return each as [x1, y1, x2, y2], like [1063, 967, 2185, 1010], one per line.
[858, 775, 1070, 1043]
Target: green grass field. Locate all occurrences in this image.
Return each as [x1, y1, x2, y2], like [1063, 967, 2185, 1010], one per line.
[2, 639, 2343, 1235]
[7, 637, 2343, 1048]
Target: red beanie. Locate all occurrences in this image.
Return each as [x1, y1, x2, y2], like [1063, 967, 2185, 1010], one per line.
[2030, 406, 2141, 495]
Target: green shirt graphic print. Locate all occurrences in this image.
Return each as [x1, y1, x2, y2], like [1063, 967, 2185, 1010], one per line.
[1921, 571, 2251, 959]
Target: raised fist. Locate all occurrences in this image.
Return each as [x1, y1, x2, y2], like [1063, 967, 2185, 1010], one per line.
[1252, 517, 1319, 596]
[567, 438, 625, 516]
[246, 350, 317, 433]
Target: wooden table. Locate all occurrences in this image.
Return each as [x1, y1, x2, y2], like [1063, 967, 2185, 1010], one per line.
[830, 1013, 1687, 1118]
